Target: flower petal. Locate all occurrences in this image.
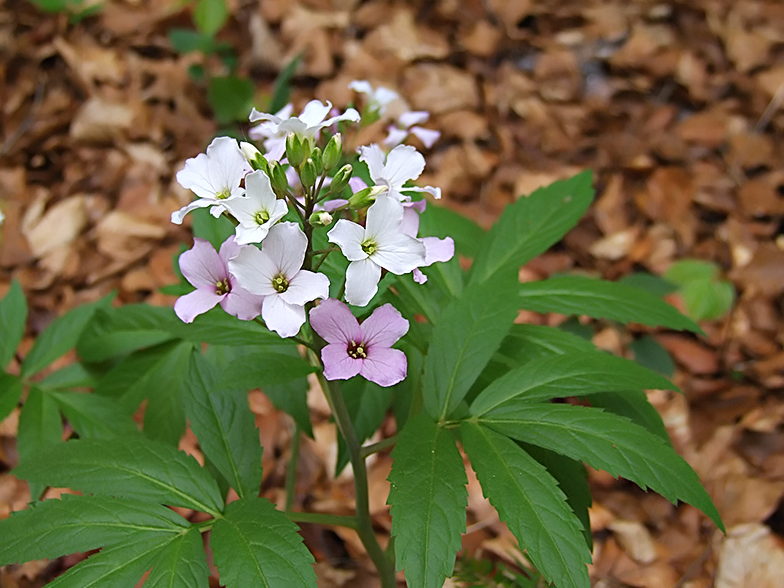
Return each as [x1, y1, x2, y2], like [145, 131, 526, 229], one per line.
[262, 222, 307, 277]
[180, 238, 226, 288]
[398, 111, 430, 127]
[281, 270, 330, 306]
[228, 246, 278, 297]
[244, 170, 278, 209]
[321, 343, 361, 381]
[399, 205, 421, 238]
[297, 100, 332, 128]
[171, 198, 214, 225]
[382, 127, 408, 148]
[410, 126, 441, 149]
[371, 233, 426, 275]
[358, 145, 387, 185]
[413, 269, 428, 284]
[328, 220, 367, 262]
[174, 289, 223, 323]
[220, 286, 263, 321]
[322, 107, 361, 129]
[360, 347, 407, 387]
[422, 236, 455, 266]
[206, 137, 252, 193]
[309, 298, 361, 345]
[218, 235, 242, 262]
[383, 144, 425, 188]
[345, 258, 382, 307]
[262, 295, 306, 338]
[365, 196, 404, 242]
[361, 303, 409, 348]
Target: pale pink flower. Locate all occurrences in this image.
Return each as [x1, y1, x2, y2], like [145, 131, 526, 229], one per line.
[384, 110, 440, 149]
[359, 144, 441, 202]
[222, 170, 288, 245]
[248, 103, 294, 161]
[399, 200, 455, 284]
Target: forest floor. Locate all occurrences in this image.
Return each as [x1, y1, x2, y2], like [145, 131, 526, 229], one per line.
[2, 0, 784, 586]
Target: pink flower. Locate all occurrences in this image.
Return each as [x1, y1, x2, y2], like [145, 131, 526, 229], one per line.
[310, 299, 409, 387]
[174, 237, 264, 323]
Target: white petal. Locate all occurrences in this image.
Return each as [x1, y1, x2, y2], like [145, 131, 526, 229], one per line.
[297, 100, 332, 128]
[262, 295, 306, 338]
[365, 196, 404, 242]
[382, 127, 408, 148]
[358, 144, 388, 185]
[244, 170, 278, 209]
[206, 137, 252, 193]
[262, 222, 307, 277]
[322, 107, 361, 129]
[371, 233, 426, 275]
[398, 111, 430, 127]
[383, 144, 425, 189]
[410, 126, 440, 148]
[171, 198, 213, 225]
[345, 258, 382, 307]
[176, 152, 218, 199]
[228, 246, 278, 296]
[281, 270, 330, 306]
[249, 107, 283, 124]
[349, 80, 373, 95]
[264, 137, 287, 161]
[234, 224, 270, 245]
[328, 220, 368, 262]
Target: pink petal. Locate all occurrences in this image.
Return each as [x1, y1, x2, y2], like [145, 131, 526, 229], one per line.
[174, 288, 223, 323]
[348, 177, 368, 193]
[399, 205, 421, 238]
[281, 270, 330, 306]
[422, 236, 455, 266]
[218, 235, 241, 263]
[398, 111, 430, 127]
[413, 269, 428, 284]
[345, 258, 382, 307]
[321, 343, 362, 381]
[180, 239, 226, 288]
[361, 304, 409, 348]
[323, 198, 349, 213]
[220, 286, 263, 321]
[410, 126, 440, 148]
[262, 295, 306, 338]
[309, 299, 362, 345]
[360, 347, 407, 387]
[382, 127, 408, 148]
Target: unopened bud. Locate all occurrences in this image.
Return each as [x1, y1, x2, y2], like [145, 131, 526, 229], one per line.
[308, 210, 333, 227]
[310, 147, 323, 175]
[285, 133, 305, 167]
[348, 185, 386, 210]
[323, 134, 342, 170]
[240, 141, 268, 172]
[329, 164, 353, 195]
[268, 161, 290, 197]
[300, 158, 318, 190]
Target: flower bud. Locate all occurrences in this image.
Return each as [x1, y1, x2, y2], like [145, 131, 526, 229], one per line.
[348, 185, 386, 210]
[267, 161, 290, 197]
[328, 164, 353, 195]
[310, 147, 324, 175]
[300, 158, 318, 190]
[322, 134, 342, 170]
[285, 132, 305, 167]
[308, 210, 333, 227]
[240, 142, 269, 172]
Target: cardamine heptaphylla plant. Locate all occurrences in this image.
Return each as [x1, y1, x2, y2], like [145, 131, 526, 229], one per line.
[0, 81, 723, 588]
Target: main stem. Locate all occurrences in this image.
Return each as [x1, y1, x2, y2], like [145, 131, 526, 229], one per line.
[319, 374, 397, 588]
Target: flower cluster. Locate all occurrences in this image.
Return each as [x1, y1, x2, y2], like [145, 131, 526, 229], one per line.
[171, 94, 452, 386]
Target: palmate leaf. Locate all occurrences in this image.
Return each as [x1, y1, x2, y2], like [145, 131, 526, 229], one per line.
[0, 494, 188, 565]
[461, 422, 591, 588]
[16, 387, 63, 500]
[0, 280, 27, 370]
[49, 391, 139, 439]
[0, 372, 23, 423]
[388, 415, 467, 588]
[211, 496, 317, 588]
[185, 352, 262, 499]
[590, 390, 670, 443]
[146, 527, 210, 588]
[469, 171, 594, 285]
[13, 437, 224, 516]
[519, 275, 702, 333]
[470, 351, 676, 417]
[220, 349, 318, 390]
[478, 402, 723, 530]
[422, 271, 520, 421]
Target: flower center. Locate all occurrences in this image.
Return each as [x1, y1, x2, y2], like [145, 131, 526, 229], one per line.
[272, 273, 289, 293]
[215, 188, 232, 200]
[215, 279, 231, 295]
[254, 210, 270, 225]
[347, 340, 367, 360]
[361, 239, 378, 256]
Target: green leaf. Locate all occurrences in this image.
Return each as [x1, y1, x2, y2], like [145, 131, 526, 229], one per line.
[146, 527, 210, 588]
[664, 259, 719, 286]
[0, 280, 27, 370]
[618, 272, 677, 297]
[0, 372, 23, 423]
[17, 387, 62, 499]
[590, 390, 670, 443]
[22, 295, 113, 379]
[38, 362, 100, 390]
[221, 350, 318, 389]
[191, 206, 236, 250]
[44, 532, 175, 588]
[519, 275, 703, 333]
[193, 0, 228, 36]
[478, 402, 724, 531]
[422, 272, 520, 421]
[184, 352, 262, 499]
[470, 351, 677, 417]
[211, 497, 317, 587]
[269, 54, 302, 113]
[630, 335, 675, 377]
[168, 28, 230, 55]
[13, 437, 224, 516]
[142, 341, 193, 446]
[170, 305, 285, 347]
[469, 171, 594, 285]
[418, 203, 486, 259]
[680, 278, 735, 321]
[0, 494, 188, 565]
[49, 391, 139, 439]
[461, 422, 591, 588]
[336, 378, 393, 475]
[209, 76, 255, 125]
[388, 415, 467, 588]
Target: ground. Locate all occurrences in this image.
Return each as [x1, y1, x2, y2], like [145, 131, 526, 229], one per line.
[1, 0, 784, 586]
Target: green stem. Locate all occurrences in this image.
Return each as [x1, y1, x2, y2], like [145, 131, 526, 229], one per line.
[360, 435, 397, 459]
[195, 518, 216, 533]
[285, 511, 359, 530]
[284, 424, 301, 511]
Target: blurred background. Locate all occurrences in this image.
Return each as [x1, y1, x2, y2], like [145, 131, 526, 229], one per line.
[1, 0, 784, 586]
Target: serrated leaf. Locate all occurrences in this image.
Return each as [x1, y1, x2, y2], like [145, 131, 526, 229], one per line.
[211, 497, 317, 588]
[469, 171, 594, 285]
[0, 280, 27, 370]
[519, 275, 702, 333]
[479, 402, 724, 531]
[142, 341, 193, 446]
[422, 272, 520, 421]
[0, 372, 23, 423]
[193, 0, 228, 36]
[336, 378, 393, 475]
[461, 422, 591, 588]
[184, 352, 262, 499]
[221, 350, 318, 389]
[618, 272, 678, 297]
[17, 387, 62, 499]
[0, 494, 188, 565]
[49, 391, 139, 439]
[470, 351, 677, 417]
[388, 415, 467, 588]
[170, 305, 285, 347]
[146, 526, 210, 588]
[22, 295, 113, 379]
[13, 437, 224, 516]
[589, 390, 670, 443]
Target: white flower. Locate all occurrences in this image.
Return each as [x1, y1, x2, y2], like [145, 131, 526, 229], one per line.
[0, 209, 4, 226]
[384, 110, 440, 149]
[349, 80, 400, 116]
[172, 137, 252, 224]
[229, 222, 330, 338]
[222, 170, 288, 245]
[328, 196, 426, 307]
[248, 103, 294, 161]
[249, 100, 360, 146]
[359, 144, 441, 202]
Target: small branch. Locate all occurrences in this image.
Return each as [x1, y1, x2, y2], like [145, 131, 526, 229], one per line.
[360, 436, 397, 459]
[285, 511, 359, 530]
